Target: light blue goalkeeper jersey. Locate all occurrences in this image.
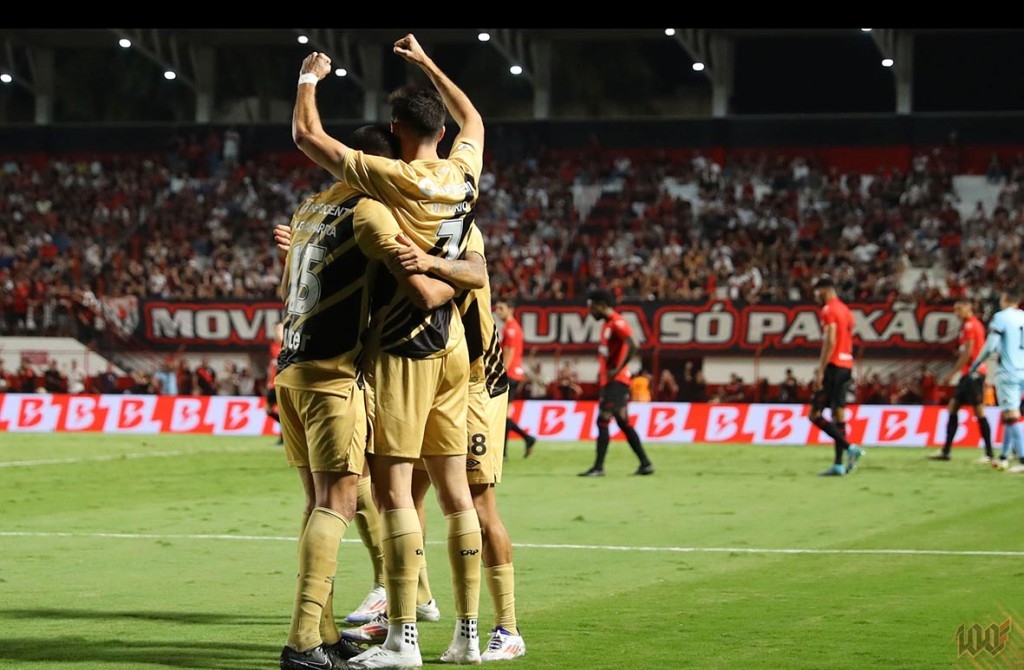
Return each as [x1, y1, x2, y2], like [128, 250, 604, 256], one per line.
[971, 306, 1024, 380]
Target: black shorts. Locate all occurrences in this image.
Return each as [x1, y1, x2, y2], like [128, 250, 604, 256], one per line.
[507, 378, 522, 399]
[811, 364, 852, 411]
[953, 375, 985, 407]
[599, 381, 631, 415]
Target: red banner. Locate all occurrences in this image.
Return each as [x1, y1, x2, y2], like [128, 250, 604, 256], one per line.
[128, 299, 961, 355]
[0, 394, 1006, 448]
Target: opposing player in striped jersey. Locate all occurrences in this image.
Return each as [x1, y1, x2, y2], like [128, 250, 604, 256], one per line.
[294, 33, 487, 668]
[968, 288, 1024, 471]
[276, 125, 457, 670]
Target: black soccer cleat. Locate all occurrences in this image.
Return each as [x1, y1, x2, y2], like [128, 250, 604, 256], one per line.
[524, 435, 537, 458]
[280, 643, 345, 670]
[324, 637, 363, 660]
[578, 467, 605, 477]
[634, 464, 655, 476]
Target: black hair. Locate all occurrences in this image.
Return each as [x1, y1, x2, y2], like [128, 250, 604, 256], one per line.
[587, 288, 615, 307]
[349, 124, 400, 159]
[387, 84, 447, 138]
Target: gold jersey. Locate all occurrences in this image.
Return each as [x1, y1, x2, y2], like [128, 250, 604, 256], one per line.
[276, 183, 427, 391]
[455, 224, 508, 398]
[340, 138, 483, 263]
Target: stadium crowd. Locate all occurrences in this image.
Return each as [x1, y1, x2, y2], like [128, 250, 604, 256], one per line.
[2, 138, 1023, 398]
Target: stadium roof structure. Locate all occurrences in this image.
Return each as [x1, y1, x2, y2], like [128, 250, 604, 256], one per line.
[2, 28, 1023, 124]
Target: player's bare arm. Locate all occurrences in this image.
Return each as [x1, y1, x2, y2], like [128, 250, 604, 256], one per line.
[944, 343, 970, 385]
[815, 324, 836, 387]
[385, 233, 486, 290]
[292, 52, 351, 179]
[393, 33, 484, 148]
[272, 219, 452, 311]
[608, 336, 637, 381]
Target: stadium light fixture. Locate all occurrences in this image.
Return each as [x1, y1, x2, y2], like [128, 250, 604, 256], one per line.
[163, 70, 176, 80]
[881, 58, 894, 67]
[509, 64, 523, 76]
[861, 28, 872, 32]
[0, 73, 11, 84]
[692, 62, 705, 72]
[297, 35, 309, 44]
[477, 31, 491, 42]
[118, 38, 132, 49]
[334, 67, 348, 78]
[664, 28, 676, 36]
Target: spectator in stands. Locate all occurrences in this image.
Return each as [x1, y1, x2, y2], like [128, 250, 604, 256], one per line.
[17, 361, 37, 393]
[195, 356, 217, 395]
[777, 368, 800, 403]
[691, 369, 708, 403]
[96, 362, 121, 394]
[522, 357, 549, 400]
[42, 359, 67, 394]
[236, 365, 255, 396]
[555, 360, 583, 400]
[217, 361, 239, 396]
[679, 360, 698, 402]
[66, 359, 87, 394]
[721, 373, 748, 403]
[0, 357, 15, 392]
[129, 369, 153, 394]
[630, 367, 653, 402]
[152, 357, 178, 395]
[177, 359, 195, 396]
[656, 368, 679, 402]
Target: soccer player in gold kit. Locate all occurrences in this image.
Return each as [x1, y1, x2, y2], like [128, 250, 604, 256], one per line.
[276, 125, 456, 670]
[293, 33, 489, 668]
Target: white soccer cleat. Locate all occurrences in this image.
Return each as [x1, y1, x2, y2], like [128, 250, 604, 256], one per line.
[975, 455, 993, 465]
[993, 458, 1010, 471]
[480, 626, 526, 662]
[342, 611, 389, 644]
[346, 644, 423, 670]
[416, 598, 441, 622]
[1007, 464, 1024, 474]
[345, 584, 387, 624]
[439, 619, 481, 665]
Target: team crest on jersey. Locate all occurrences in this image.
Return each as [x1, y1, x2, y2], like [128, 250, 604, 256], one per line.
[418, 177, 438, 197]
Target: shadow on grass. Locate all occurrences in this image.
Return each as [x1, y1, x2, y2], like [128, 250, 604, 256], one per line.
[0, 608, 286, 668]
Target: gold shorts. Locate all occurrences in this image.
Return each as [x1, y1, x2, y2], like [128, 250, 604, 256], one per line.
[278, 384, 367, 474]
[465, 387, 509, 485]
[370, 342, 469, 459]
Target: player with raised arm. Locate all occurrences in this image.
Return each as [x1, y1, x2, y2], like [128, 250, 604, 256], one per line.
[929, 299, 994, 462]
[967, 288, 1024, 472]
[275, 125, 455, 670]
[808, 276, 865, 477]
[293, 33, 488, 668]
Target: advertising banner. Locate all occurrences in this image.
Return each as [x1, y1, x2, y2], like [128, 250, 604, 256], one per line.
[0, 394, 1003, 449]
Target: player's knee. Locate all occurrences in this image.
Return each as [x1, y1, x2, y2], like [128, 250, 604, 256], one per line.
[596, 415, 611, 429]
[1003, 413, 1021, 425]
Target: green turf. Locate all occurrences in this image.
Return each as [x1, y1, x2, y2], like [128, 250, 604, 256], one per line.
[2, 434, 1023, 669]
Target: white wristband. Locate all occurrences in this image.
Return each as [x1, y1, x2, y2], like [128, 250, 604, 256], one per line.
[298, 73, 319, 87]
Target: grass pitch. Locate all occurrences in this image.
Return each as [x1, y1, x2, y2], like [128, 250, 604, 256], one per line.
[2, 434, 1023, 669]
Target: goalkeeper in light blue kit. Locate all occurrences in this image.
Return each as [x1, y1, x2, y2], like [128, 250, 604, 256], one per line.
[968, 287, 1024, 471]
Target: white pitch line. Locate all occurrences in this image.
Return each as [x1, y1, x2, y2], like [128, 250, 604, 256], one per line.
[0, 531, 1021, 557]
[0, 445, 270, 468]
